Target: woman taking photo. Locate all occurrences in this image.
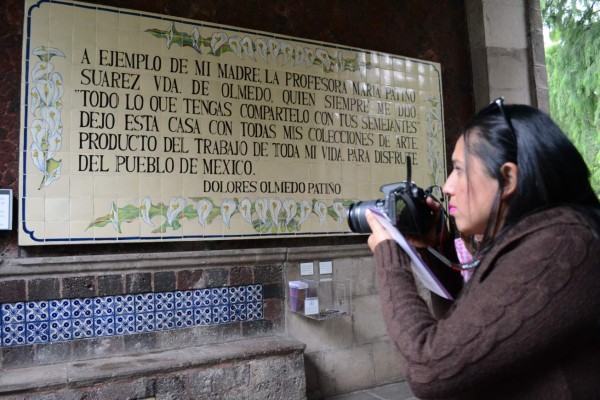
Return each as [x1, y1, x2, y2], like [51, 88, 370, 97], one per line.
[366, 98, 600, 399]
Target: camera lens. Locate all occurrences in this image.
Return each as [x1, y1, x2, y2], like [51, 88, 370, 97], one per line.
[346, 200, 381, 233]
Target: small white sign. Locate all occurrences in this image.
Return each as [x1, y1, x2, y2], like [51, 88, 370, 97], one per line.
[0, 189, 12, 230]
[305, 297, 319, 315]
[319, 260, 333, 274]
[300, 262, 314, 276]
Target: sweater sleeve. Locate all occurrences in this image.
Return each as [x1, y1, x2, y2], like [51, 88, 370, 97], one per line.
[373, 220, 600, 399]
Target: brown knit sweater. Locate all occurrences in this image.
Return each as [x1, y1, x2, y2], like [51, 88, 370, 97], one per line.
[373, 207, 600, 399]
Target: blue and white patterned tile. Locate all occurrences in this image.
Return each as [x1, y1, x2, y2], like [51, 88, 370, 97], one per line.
[0, 284, 266, 347]
[26, 321, 49, 344]
[2, 323, 26, 347]
[94, 296, 115, 317]
[156, 311, 175, 331]
[211, 305, 230, 324]
[114, 295, 135, 315]
[49, 319, 72, 342]
[246, 285, 263, 302]
[49, 299, 71, 321]
[209, 287, 230, 307]
[135, 312, 156, 333]
[155, 292, 174, 312]
[247, 302, 264, 321]
[94, 316, 116, 337]
[175, 291, 194, 310]
[135, 293, 155, 313]
[115, 314, 136, 335]
[229, 286, 247, 304]
[174, 309, 194, 328]
[1, 303, 26, 324]
[71, 298, 94, 319]
[193, 289, 211, 308]
[230, 303, 247, 322]
[72, 318, 94, 339]
[194, 307, 212, 326]
[26, 301, 49, 322]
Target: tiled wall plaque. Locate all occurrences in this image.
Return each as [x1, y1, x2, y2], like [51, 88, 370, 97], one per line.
[19, 0, 446, 245]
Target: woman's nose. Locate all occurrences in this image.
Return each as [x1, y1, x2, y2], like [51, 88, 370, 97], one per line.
[442, 174, 453, 196]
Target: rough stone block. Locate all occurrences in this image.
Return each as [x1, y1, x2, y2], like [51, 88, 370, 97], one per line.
[203, 268, 228, 287]
[241, 319, 273, 337]
[318, 345, 376, 397]
[211, 364, 250, 393]
[154, 375, 185, 399]
[154, 327, 195, 351]
[70, 336, 124, 362]
[484, 1, 527, 48]
[1, 345, 34, 370]
[334, 256, 377, 297]
[154, 271, 176, 292]
[352, 294, 388, 344]
[183, 369, 212, 397]
[488, 47, 529, 90]
[262, 283, 284, 299]
[81, 378, 155, 400]
[254, 265, 283, 284]
[97, 274, 124, 296]
[176, 269, 204, 290]
[34, 341, 73, 367]
[126, 272, 152, 294]
[263, 298, 283, 321]
[123, 331, 158, 353]
[287, 313, 353, 353]
[191, 323, 242, 346]
[303, 352, 323, 400]
[0, 280, 25, 303]
[62, 276, 96, 299]
[229, 266, 253, 286]
[28, 278, 60, 301]
[372, 340, 404, 385]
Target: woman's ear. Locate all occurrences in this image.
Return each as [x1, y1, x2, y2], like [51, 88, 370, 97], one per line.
[500, 162, 518, 199]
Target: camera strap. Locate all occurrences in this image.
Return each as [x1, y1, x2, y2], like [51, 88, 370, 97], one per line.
[425, 185, 447, 250]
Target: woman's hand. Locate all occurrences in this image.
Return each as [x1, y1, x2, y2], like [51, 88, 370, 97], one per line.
[366, 210, 393, 252]
[366, 197, 446, 252]
[409, 196, 445, 248]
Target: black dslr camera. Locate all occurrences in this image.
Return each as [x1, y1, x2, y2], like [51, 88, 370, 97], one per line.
[346, 156, 435, 236]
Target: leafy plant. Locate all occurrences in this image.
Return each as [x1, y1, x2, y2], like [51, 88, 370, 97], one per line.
[542, 0, 600, 195]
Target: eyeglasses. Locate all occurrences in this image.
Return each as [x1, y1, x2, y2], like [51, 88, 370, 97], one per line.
[485, 97, 518, 146]
[427, 246, 481, 271]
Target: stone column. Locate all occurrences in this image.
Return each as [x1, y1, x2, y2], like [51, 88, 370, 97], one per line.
[465, 0, 549, 111]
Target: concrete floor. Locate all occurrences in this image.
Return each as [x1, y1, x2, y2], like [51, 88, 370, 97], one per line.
[326, 381, 417, 400]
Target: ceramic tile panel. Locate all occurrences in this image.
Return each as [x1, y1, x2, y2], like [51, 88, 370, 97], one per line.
[0, 284, 263, 347]
[19, 0, 445, 245]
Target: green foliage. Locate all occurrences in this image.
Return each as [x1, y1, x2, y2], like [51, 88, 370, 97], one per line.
[542, 0, 600, 195]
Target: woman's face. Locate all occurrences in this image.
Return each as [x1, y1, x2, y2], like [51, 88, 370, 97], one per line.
[443, 135, 499, 236]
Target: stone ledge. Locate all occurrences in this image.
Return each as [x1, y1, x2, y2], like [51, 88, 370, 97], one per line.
[0, 335, 306, 395]
[0, 244, 370, 278]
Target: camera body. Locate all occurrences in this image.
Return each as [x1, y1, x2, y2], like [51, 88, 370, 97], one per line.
[346, 157, 435, 236]
[346, 181, 433, 235]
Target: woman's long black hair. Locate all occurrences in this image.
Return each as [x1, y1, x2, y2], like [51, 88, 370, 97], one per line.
[461, 102, 600, 250]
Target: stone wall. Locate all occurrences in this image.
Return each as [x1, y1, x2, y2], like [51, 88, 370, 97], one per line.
[1, 337, 307, 400]
[285, 253, 403, 399]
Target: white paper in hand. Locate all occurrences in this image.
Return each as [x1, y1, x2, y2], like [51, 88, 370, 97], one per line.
[368, 207, 453, 300]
